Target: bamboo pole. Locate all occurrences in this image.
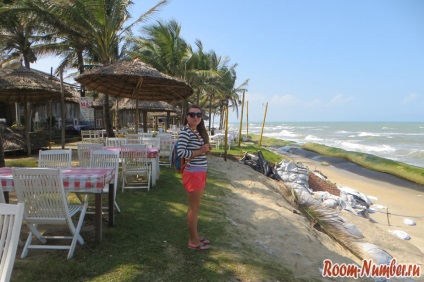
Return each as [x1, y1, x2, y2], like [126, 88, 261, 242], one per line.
[246, 101, 249, 138]
[238, 90, 245, 146]
[259, 102, 268, 146]
[224, 104, 229, 161]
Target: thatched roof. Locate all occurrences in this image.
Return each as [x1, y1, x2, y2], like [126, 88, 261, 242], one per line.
[148, 111, 180, 118]
[0, 67, 74, 102]
[75, 60, 193, 101]
[116, 98, 176, 112]
[2, 126, 48, 152]
[92, 94, 117, 108]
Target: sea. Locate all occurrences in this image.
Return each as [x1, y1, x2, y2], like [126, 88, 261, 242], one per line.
[227, 122, 424, 169]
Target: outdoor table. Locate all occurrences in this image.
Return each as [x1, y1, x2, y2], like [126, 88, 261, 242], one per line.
[105, 147, 160, 186]
[0, 167, 115, 242]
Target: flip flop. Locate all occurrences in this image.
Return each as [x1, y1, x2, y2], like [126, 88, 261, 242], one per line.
[200, 238, 210, 244]
[188, 243, 210, 250]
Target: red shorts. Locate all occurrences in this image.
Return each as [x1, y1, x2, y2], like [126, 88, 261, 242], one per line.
[182, 170, 207, 192]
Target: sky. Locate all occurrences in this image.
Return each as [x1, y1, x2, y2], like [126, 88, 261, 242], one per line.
[31, 0, 424, 123]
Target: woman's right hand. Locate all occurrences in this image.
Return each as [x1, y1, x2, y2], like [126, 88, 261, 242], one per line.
[202, 144, 211, 153]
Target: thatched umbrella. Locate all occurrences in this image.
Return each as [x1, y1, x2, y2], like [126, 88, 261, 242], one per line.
[0, 67, 72, 158]
[75, 59, 193, 133]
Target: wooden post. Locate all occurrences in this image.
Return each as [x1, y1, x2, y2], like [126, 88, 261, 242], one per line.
[246, 101, 249, 138]
[386, 208, 391, 226]
[238, 90, 245, 146]
[60, 69, 66, 149]
[259, 102, 268, 146]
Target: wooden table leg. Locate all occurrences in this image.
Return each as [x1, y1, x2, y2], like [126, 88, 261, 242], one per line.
[108, 183, 115, 227]
[95, 194, 102, 242]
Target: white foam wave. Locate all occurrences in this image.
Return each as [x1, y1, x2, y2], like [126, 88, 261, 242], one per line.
[305, 135, 323, 142]
[268, 130, 300, 139]
[339, 141, 396, 153]
[358, 132, 381, 137]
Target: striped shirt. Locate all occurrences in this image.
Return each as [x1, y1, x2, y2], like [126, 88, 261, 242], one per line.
[177, 126, 207, 168]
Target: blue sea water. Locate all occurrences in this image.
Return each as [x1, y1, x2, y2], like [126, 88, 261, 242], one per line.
[227, 122, 424, 169]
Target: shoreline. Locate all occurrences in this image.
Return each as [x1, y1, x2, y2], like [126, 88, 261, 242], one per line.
[282, 146, 424, 192]
[269, 146, 424, 258]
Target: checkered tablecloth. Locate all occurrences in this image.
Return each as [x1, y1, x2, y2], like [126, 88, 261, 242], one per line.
[0, 167, 115, 193]
[105, 147, 160, 158]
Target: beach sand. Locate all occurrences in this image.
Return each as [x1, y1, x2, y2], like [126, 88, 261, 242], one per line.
[209, 149, 423, 280]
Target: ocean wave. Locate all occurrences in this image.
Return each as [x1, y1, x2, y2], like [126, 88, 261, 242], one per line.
[338, 141, 396, 154]
[358, 132, 381, 137]
[305, 135, 323, 142]
[268, 129, 300, 138]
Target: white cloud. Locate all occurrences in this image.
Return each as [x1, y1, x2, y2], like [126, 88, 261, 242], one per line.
[402, 93, 419, 104]
[270, 94, 298, 105]
[329, 94, 354, 105]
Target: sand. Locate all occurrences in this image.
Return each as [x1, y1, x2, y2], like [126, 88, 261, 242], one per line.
[207, 151, 424, 281]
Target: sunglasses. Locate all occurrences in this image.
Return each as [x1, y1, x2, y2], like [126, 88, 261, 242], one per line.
[187, 112, 202, 118]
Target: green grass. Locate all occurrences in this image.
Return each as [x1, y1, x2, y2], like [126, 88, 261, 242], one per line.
[9, 148, 298, 281]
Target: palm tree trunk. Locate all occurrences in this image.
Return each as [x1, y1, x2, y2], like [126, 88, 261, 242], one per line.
[103, 95, 115, 137]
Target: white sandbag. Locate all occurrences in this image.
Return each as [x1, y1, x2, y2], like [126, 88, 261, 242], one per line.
[342, 223, 364, 239]
[403, 218, 416, 226]
[296, 190, 317, 205]
[355, 242, 393, 265]
[322, 198, 339, 209]
[372, 204, 386, 210]
[338, 185, 373, 206]
[389, 230, 411, 240]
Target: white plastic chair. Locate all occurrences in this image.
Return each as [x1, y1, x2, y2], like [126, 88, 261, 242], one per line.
[89, 150, 121, 213]
[105, 137, 126, 148]
[142, 137, 160, 149]
[38, 149, 72, 168]
[0, 202, 24, 282]
[159, 136, 173, 167]
[139, 133, 153, 138]
[77, 143, 104, 167]
[12, 168, 88, 260]
[121, 144, 151, 192]
[81, 130, 101, 143]
[125, 134, 143, 144]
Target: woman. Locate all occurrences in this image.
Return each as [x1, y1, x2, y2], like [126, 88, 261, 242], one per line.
[177, 105, 211, 250]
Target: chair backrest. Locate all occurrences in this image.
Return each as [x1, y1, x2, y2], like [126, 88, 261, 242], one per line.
[139, 133, 153, 138]
[159, 136, 173, 156]
[38, 149, 72, 168]
[157, 133, 172, 138]
[121, 144, 149, 172]
[89, 150, 120, 191]
[81, 129, 100, 143]
[125, 134, 143, 144]
[12, 168, 70, 223]
[0, 202, 24, 282]
[105, 137, 126, 148]
[77, 143, 104, 167]
[142, 137, 160, 149]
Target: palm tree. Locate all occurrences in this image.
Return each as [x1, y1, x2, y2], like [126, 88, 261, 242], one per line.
[0, 1, 54, 68]
[22, 0, 169, 136]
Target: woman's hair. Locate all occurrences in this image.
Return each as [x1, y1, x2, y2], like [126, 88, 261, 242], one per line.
[184, 104, 209, 144]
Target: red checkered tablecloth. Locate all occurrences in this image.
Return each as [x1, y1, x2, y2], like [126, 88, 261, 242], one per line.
[0, 167, 115, 193]
[105, 147, 159, 158]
